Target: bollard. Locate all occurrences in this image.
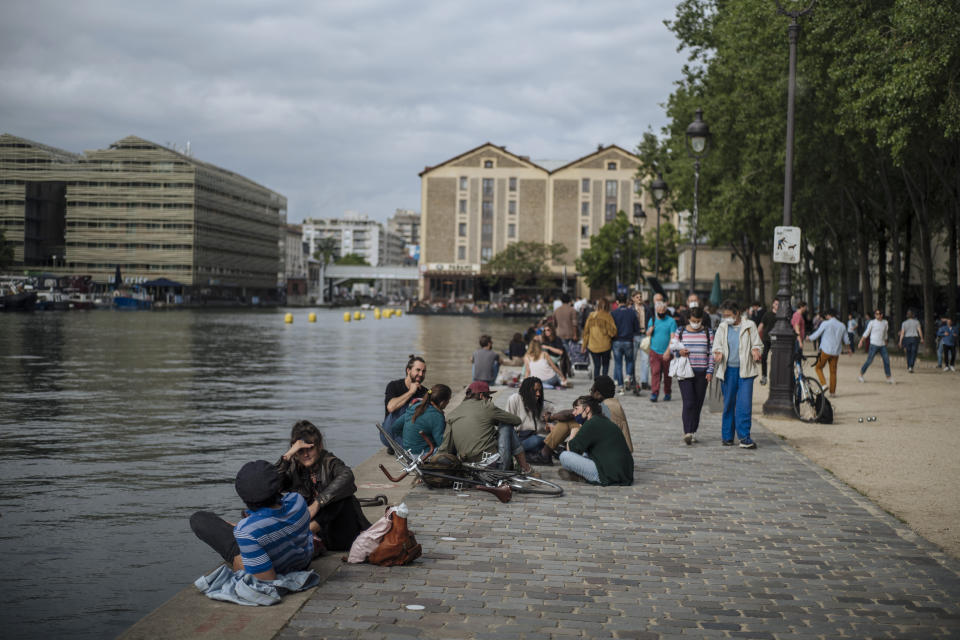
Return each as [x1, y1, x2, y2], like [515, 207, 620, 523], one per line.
[308, 312, 316, 323]
[284, 313, 293, 324]
[373, 308, 381, 319]
[395, 309, 402, 317]
[343, 312, 351, 322]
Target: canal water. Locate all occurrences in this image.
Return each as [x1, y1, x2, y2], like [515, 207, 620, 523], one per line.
[0, 308, 532, 640]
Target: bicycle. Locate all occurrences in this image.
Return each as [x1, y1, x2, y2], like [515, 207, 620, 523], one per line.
[375, 423, 563, 502]
[793, 353, 825, 422]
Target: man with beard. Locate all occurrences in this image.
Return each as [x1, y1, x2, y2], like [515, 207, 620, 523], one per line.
[380, 355, 427, 454]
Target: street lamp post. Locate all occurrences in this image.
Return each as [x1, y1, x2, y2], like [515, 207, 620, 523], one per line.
[764, 0, 817, 417]
[632, 207, 646, 289]
[613, 248, 622, 290]
[650, 173, 668, 281]
[685, 108, 711, 298]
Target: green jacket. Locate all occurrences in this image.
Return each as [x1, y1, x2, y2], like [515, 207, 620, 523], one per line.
[440, 397, 521, 461]
[568, 415, 634, 486]
[401, 400, 446, 454]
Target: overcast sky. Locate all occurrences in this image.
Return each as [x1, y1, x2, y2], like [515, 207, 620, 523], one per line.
[0, 1, 688, 224]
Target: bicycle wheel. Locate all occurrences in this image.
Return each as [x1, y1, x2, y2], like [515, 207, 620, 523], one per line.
[793, 377, 824, 422]
[476, 469, 564, 496]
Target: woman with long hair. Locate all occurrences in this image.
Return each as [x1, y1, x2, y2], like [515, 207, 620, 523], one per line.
[582, 298, 617, 379]
[505, 376, 556, 456]
[401, 383, 452, 454]
[522, 339, 567, 388]
[277, 420, 371, 551]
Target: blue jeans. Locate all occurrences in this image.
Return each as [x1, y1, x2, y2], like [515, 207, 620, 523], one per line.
[860, 344, 891, 377]
[559, 450, 600, 484]
[611, 340, 635, 387]
[589, 350, 610, 379]
[472, 360, 500, 384]
[633, 336, 649, 384]
[379, 411, 404, 448]
[720, 366, 754, 442]
[497, 424, 524, 470]
[521, 433, 545, 453]
[903, 337, 920, 368]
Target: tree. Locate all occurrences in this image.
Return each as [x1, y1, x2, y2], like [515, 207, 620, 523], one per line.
[483, 241, 567, 288]
[334, 253, 370, 266]
[0, 229, 13, 270]
[312, 237, 339, 265]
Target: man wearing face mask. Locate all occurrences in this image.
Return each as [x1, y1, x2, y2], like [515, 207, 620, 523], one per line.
[646, 299, 678, 402]
[712, 300, 764, 449]
[557, 395, 633, 485]
[680, 293, 713, 331]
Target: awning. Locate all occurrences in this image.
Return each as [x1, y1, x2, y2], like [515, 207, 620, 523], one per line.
[143, 278, 184, 287]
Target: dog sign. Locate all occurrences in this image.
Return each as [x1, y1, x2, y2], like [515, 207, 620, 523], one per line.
[773, 226, 801, 263]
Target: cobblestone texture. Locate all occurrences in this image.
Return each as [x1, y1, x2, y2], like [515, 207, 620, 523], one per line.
[281, 384, 960, 639]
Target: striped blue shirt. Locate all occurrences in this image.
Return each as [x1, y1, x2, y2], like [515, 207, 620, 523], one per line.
[234, 492, 312, 575]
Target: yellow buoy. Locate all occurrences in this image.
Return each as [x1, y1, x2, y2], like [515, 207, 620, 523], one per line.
[383, 309, 392, 319]
[360, 312, 366, 319]
[284, 313, 293, 324]
[373, 308, 381, 319]
[308, 312, 316, 323]
[353, 311, 362, 320]
[394, 309, 402, 317]
[343, 312, 351, 322]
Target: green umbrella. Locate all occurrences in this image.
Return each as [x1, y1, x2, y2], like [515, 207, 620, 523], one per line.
[709, 273, 722, 307]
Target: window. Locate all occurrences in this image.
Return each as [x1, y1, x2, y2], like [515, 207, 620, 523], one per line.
[484, 160, 494, 168]
[457, 245, 466, 260]
[459, 199, 466, 213]
[482, 201, 493, 216]
[605, 180, 617, 197]
[508, 223, 516, 238]
[458, 222, 467, 237]
[508, 201, 517, 215]
[606, 203, 617, 221]
[634, 179, 642, 195]
[481, 247, 493, 261]
[607, 162, 617, 170]
[459, 176, 467, 190]
[581, 224, 590, 238]
[633, 203, 643, 218]
[481, 223, 493, 235]
[581, 202, 590, 217]
[582, 178, 590, 193]
[508, 177, 517, 191]
[482, 178, 494, 197]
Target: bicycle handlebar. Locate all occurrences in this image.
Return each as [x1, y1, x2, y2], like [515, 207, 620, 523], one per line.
[418, 431, 436, 459]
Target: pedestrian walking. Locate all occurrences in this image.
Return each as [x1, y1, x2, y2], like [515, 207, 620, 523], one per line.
[582, 298, 617, 379]
[758, 299, 779, 385]
[898, 310, 924, 373]
[857, 309, 894, 384]
[847, 312, 859, 354]
[646, 300, 678, 402]
[671, 306, 714, 445]
[610, 293, 640, 394]
[807, 308, 852, 396]
[631, 290, 651, 391]
[937, 317, 957, 371]
[712, 300, 763, 449]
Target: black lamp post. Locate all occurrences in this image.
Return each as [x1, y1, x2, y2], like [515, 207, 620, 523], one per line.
[764, 0, 816, 417]
[685, 107, 711, 298]
[613, 248, 622, 290]
[649, 173, 668, 280]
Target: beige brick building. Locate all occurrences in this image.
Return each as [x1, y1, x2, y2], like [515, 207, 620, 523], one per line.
[418, 142, 655, 300]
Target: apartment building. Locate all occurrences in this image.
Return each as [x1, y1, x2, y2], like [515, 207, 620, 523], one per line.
[418, 142, 654, 299]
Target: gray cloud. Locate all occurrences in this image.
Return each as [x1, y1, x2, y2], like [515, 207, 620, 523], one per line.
[0, 0, 687, 222]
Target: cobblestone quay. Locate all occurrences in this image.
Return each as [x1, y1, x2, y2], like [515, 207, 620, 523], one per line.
[281, 385, 960, 639]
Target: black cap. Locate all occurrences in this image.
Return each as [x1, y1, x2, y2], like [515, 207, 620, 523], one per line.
[593, 375, 616, 399]
[235, 460, 281, 505]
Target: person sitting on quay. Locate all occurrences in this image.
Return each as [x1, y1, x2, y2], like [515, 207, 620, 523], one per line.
[401, 384, 452, 455]
[439, 381, 533, 474]
[190, 460, 314, 580]
[505, 332, 527, 362]
[380, 355, 428, 454]
[471, 334, 502, 385]
[538, 323, 571, 379]
[276, 420, 371, 552]
[557, 395, 634, 486]
[505, 376, 556, 463]
[522, 338, 568, 388]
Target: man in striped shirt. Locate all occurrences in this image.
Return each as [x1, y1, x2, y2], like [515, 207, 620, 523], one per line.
[191, 460, 314, 580]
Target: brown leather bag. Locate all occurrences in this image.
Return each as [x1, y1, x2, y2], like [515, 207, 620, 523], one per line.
[366, 512, 422, 566]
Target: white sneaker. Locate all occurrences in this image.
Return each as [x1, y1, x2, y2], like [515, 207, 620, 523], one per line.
[951, 366, 956, 372]
[858, 375, 865, 383]
[683, 433, 693, 445]
[886, 378, 895, 385]
[908, 367, 913, 373]
[617, 386, 625, 395]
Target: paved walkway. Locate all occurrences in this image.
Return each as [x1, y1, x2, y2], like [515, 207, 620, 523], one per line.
[278, 384, 960, 639]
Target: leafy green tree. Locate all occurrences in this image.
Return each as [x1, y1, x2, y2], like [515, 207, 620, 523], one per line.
[334, 253, 370, 266]
[0, 229, 13, 270]
[483, 241, 567, 288]
[312, 237, 339, 265]
[576, 211, 681, 291]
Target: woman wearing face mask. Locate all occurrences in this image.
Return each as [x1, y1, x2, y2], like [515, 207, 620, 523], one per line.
[711, 300, 764, 449]
[671, 306, 714, 445]
[646, 300, 678, 402]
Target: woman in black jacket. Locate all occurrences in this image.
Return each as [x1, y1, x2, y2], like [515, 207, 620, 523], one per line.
[277, 420, 370, 551]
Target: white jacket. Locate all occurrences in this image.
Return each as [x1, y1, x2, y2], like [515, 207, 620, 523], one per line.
[712, 318, 764, 380]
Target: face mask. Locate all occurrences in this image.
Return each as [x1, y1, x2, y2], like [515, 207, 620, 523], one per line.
[689, 301, 699, 309]
[574, 413, 587, 424]
[690, 321, 702, 329]
[722, 315, 734, 323]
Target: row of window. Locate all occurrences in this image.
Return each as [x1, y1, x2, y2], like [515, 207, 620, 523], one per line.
[457, 222, 518, 238]
[71, 201, 193, 209]
[69, 262, 192, 271]
[66, 221, 194, 230]
[459, 176, 520, 193]
[67, 242, 193, 249]
[458, 199, 518, 215]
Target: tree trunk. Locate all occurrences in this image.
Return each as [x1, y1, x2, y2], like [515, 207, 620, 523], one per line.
[902, 216, 913, 300]
[877, 234, 888, 314]
[902, 166, 937, 356]
[753, 249, 766, 305]
[803, 238, 815, 310]
[848, 188, 874, 316]
[949, 207, 958, 321]
[742, 235, 753, 303]
[877, 162, 905, 333]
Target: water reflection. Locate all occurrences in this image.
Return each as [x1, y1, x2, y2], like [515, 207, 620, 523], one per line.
[0, 308, 532, 640]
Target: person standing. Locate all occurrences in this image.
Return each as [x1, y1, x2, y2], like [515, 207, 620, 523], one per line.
[471, 335, 501, 384]
[847, 313, 859, 354]
[937, 317, 957, 371]
[610, 293, 641, 394]
[380, 355, 427, 452]
[757, 299, 779, 386]
[898, 310, 924, 373]
[582, 298, 617, 379]
[857, 309, 894, 384]
[672, 306, 714, 445]
[791, 301, 808, 348]
[712, 300, 763, 449]
[807, 309, 852, 396]
[646, 300, 678, 402]
[631, 290, 651, 391]
[552, 294, 580, 375]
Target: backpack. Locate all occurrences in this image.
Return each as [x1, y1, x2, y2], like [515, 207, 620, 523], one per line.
[367, 510, 422, 566]
[817, 394, 834, 424]
[419, 452, 463, 488]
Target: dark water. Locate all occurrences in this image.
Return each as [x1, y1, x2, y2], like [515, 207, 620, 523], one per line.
[0, 308, 531, 640]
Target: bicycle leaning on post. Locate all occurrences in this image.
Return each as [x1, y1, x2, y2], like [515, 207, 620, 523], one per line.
[793, 353, 826, 422]
[375, 423, 563, 502]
